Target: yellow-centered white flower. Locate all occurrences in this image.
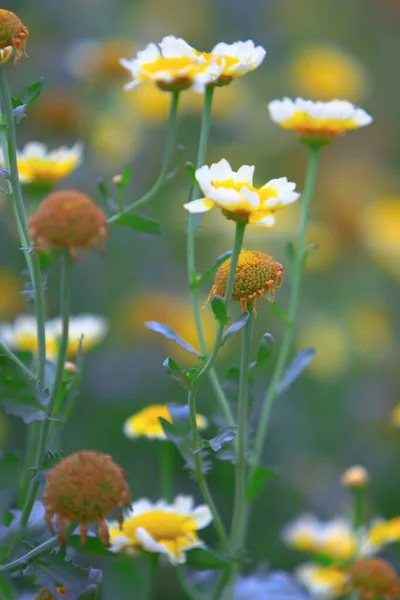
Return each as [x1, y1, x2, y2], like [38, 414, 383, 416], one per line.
[207, 40, 266, 83]
[0, 142, 83, 184]
[108, 495, 212, 565]
[268, 97, 372, 138]
[184, 158, 299, 226]
[296, 564, 348, 599]
[120, 35, 222, 93]
[47, 314, 109, 357]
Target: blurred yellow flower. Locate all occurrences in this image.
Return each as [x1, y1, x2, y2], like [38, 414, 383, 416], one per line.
[392, 404, 400, 427]
[297, 317, 349, 379]
[296, 564, 347, 598]
[123, 404, 207, 440]
[90, 111, 139, 164]
[367, 518, 400, 549]
[0, 142, 83, 184]
[268, 98, 372, 141]
[108, 495, 212, 564]
[121, 36, 222, 93]
[283, 515, 357, 561]
[0, 269, 23, 319]
[289, 44, 368, 101]
[184, 159, 299, 226]
[117, 292, 216, 359]
[0, 314, 108, 360]
[346, 305, 394, 363]
[305, 222, 341, 272]
[64, 37, 133, 83]
[360, 197, 400, 281]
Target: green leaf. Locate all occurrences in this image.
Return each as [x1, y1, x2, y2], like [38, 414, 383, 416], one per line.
[24, 80, 43, 106]
[210, 294, 228, 325]
[145, 321, 202, 358]
[190, 250, 233, 289]
[102, 554, 144, 598]
[0, 574, 14, 600]
[163, 357, 190, 388]
[185, 161, 197, 185]
[285, 241, 296, 265]
[277, 348, 316, 394]
[203, 426, 236, 452]
[302, 242, 319, 268]
[249, 333, 274, 370]
[160, 403, 196, 470]
[119, 165, 132, 188]
[221, 311, 250, 346]
[246, 465, 277, 501]
[186, 548, 229, 570]
[269, 301, 292, 326]
[113, 214, 160, 235]
[69, 533, 114, 557]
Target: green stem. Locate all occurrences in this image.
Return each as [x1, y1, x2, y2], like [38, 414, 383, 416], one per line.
[159, 441, 173, 501]
[188, 387, 228, 547]
[5, 252, 72, 559]
[107, 91, 180, 224]
[352, 488, 364, 530]
[0, 341, 35, 379]
[230, 311, 253, 553]
[143, 553, 159, 600]
[249, 146, 321, 483]
[0, 66, 46, 386]
[177, 566, 205, 600]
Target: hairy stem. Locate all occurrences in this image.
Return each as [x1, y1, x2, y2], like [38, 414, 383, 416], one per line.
[107, 91, 180, 223]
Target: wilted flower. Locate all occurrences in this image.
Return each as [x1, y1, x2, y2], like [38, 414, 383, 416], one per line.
[44, 450, 131, 547]
[184, 159, 299, 226]
[283, 515, 357, 561]
[108, 495, 212, 564]
[347, 558, 400, 600]
[268, 98, 372, 144]
[289, 44, 368, 101]
[47, 314, 109, 357]
[0, 142, 83, 184]
[123, 404, 207, 440]
[121, 35, 222, 93]
[210, 250, 283, 310]
[28, 189, 107, 258]
[296, 564, 348, 599]
[0, 9, 28, 64]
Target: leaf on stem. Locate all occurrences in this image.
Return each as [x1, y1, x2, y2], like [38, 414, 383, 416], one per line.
[248, 333, 274, 370]
[246, 465, 277, 501]
[145, 321, 203, 358]
[112, 214, 160, 235]
[69, 531, 114, 557]
[160, 403, 196, 470]
[163, 357, 190, 388]
[185, 161, 197, 185]
[277, 347, 316, 395]
[210, 294, 228, 325]
[202, 426, 236, 452]
[12, 80, 43, 124]
[190, 250, 233, 290]
[221, 311, 250, 346]
[186, 547, 230, 570]
[118, 165, 132, 188]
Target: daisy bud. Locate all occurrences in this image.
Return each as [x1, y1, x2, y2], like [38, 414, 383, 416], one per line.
[28, 189, 107, 259]
[44, 450, 131, 548]
[341, 465, 369, 489]
[0, 9, 28, 65]
[210, 250, 283, 311]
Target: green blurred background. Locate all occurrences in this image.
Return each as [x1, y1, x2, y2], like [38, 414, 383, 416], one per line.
[1, 0, 400, 596]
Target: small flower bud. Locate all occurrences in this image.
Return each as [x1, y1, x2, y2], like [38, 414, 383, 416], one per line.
[28, 189, 107, 259]
[341, 466, 369, 488]
[210, 250, 283, 311]
[112, 174, 123, 185]
[347, 558, 400, 600]
[0, 10, 28, 65]
[64, 361, 78, 373]
[44, 450, 131, 547]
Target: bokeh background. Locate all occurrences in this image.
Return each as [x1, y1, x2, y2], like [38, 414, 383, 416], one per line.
[1, 0, 400, 597]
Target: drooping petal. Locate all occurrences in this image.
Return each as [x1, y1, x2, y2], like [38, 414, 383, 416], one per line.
[183, 198, 215, 213]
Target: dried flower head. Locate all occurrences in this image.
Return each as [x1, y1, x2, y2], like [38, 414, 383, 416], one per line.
[0, 9, 28, 64]
[44, 450, 131, 547]
[28, 189, 107, 258]
[210, 250, 283, 310]
[341, 465, 370, 488]
[347, 558, 400, 600]
[35, 587, 67, 599]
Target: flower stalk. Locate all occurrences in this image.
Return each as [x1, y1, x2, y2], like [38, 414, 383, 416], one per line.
[249, 145, 321, 485]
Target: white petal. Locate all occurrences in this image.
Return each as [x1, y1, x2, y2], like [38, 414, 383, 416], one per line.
[20, 142, 47, 158]
[211, 187, 243, 207]
[131, 498, 155, 515]
[240, 186, 260, 207]
[235, 165, 255, 185]
[183, 198, 215, 213]
[252, 215, 276, 227]
[268, 98, 296, 123]
[136, 527, 168, 555]
[109, 534, 130, 553]
[173, 495, 194, 514]
[160, 36, 198, 60]
[191, 505, 213, 529]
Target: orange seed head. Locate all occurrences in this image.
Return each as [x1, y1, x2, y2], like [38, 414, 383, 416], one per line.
[0, 9, 28, 64]
[347, 558, 400, 600]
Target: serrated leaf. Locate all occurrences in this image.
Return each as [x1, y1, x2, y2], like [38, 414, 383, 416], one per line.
[246, 465, 277, 501]
[269, 301, 292, 326]
[210, 294, 228, 325]
[1, 396, 47, 424]
[160, 403, 196, 470]
[277, 348, 316, 394]
[221, 311, 250, 346]
[190, 250, 233, 289]
[163, 357, 189, 387]
[69, 532, 113, 557]
[185, 161, 197, 185]
[203, 426, 236, 452]
[186, 548, 229, 570]
[112, 214, 160, 235]
[145, 321, 202, 358]
[249, 333, 274, 370]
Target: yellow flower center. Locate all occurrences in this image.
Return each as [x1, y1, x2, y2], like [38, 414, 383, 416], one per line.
[281, 110, 358, 135]
[17, 156, 79, 183]
[123, 510, 197, 542]
[310, 566, 347, 592]
[368, 518, 400, 546]
[141, 56, 206, 80]
[290, 531, 318, 552]
[211, 179, 278, 209]
[318, 532, 357, 560]
[14, 331, 58, 357]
